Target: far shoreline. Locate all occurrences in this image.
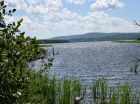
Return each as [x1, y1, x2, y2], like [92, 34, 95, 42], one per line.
[114, 40, 140, 43]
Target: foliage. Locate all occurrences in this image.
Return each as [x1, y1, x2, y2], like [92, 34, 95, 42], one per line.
[0, 1, 45, 103]
[1, 1, 140, 104]
[25, 73, 57, 104]
[60, 79, 81, 104]
[0, 1, 82, 104]
[23, 73, 82, 104]
[92, 78, 140, 104]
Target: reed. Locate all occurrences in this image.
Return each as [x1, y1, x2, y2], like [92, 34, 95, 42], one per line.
[119, 85, 132, 104]
[93, 78, 107, 103]
[109, 88, 117, 104]
[60, 79, 82, 104]
[130, 63, 139, 74]
[60, 79, 72, 104]
[92, 79, 140, 104]
[72, 80, 81, 98]
[93, 80, 99, 99]
[25, 73, 57, 104]
[20, 74, 140, 104]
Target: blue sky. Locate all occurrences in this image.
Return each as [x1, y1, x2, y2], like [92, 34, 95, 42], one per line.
[5, 0, 140, 39]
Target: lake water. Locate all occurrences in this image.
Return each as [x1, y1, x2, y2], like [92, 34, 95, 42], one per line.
[49, 41, 140, 89]
[32, 41, 140, 103]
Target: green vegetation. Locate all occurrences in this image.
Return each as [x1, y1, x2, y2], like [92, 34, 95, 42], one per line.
[39, 39, 70, 44]
[115, 40, 140, 43]
[92, 78, 140, 104]
[25, 73, 56, 104]
[60, 79, 82, 104]
[50, 32, 140, 42]
[0, 1, 82, 103]
[39, 44, 52, 47]
[0, 1, 48, 103]
[25, 74, 82, 104]
[93, 78, 107, 103]
[130, 63, 139, 74]
[1, 1, 140, 104]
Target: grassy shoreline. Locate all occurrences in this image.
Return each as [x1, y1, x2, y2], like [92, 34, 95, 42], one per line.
[115, 40, 140, 43]
[39, 44, 53, 47]
[25, 74, 140, 104]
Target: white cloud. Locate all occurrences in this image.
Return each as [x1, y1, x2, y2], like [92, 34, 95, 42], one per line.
[26, 6, 48, 15]
[4, 15, 17, 24]
[91, 0, 124, 10]
[21, 16, 33, 26]
[44, 8, 82, 25]
[21, 9, 140, 39]
[4, 0, 140, 39]
[5, 0, 18, 7]
[26, 0, 37, 5]
[82, 11, 139, 33]
[68, 0, 85, 5]
[38, 10, 139, 38]
[5, 0, 63, 15]
[44, 0, 63, 12]
[5, 0, 27, 9]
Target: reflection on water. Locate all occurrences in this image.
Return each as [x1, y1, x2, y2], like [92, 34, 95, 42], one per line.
[31, 41, 140, 103]
[49, 41, 140, 89]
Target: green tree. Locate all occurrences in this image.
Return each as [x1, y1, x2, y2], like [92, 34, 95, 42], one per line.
[0, 1, 45, 103]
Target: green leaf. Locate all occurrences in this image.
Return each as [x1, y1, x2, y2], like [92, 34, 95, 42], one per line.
[9, 10, 11, 14]
[12, 9, 16, 12]
[1, 1, 4, 6]
[2, 9, 5, 14]
[3, 5, 6, 8]
[13, 22, 15, 26]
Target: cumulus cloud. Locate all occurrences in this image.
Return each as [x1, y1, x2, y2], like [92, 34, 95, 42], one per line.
[35, 10, 139, 38]
[14, 10, 140, 38]
[26, 6, 48, 15]
[5, 0, 27, 9]
[26, 0, 37, 5]
[45, 8, 82, 22]
[47, 0, 63, 11]
[4, 0, 140, 39]
[5, 0, 63, 15]
[21, 16, 33, 26]
[5, 0, 18, 7]
[91, 0, 124, 10]
[68, 0, 85, 5]
[82, 11, 138, 33]
[4, 15, 17, 24]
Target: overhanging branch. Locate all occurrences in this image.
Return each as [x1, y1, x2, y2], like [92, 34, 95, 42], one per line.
[134, 20, 140, 26]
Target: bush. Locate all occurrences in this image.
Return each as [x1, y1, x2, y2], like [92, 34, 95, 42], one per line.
[0, 1, 45, 103]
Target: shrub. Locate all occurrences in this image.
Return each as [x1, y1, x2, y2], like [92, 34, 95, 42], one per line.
[0, 1, 45, 103]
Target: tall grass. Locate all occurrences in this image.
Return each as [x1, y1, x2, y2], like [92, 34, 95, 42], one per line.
[60, 80, 72, 104]
[92, 78, 140, 104]
[22, 74, 83, 104]
[92, 78, 107, 103]
[25, 73, 57, 103]
[23, 75, 140, 104]
[60, 79, 82, 104]
[130, 63, 139, 74]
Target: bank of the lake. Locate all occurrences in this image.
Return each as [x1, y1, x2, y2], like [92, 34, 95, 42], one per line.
[39, 44, 53, 47]
[115, 40, 140, 43]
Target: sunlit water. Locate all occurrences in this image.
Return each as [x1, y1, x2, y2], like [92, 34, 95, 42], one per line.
[31, 41, 140, 103]
[50, 41, 140, 86]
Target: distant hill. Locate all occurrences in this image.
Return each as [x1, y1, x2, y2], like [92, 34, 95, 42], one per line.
[49, 32, 140, 42]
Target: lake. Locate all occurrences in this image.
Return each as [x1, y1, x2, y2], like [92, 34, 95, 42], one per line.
[49, 41, 140, 89]
[31, 41, 140, 103]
